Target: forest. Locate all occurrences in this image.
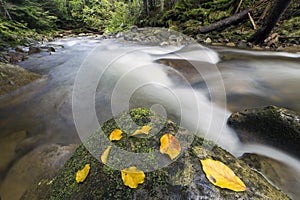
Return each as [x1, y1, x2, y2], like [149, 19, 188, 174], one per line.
[0, 0, 299, 49]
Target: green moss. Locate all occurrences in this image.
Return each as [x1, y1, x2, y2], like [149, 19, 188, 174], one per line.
[47, 108, 290, 200]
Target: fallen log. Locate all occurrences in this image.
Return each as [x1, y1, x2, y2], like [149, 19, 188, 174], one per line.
[199, 9, 251, 34]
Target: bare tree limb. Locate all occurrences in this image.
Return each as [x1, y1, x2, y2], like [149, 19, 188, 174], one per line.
[248, 12, 256, 30]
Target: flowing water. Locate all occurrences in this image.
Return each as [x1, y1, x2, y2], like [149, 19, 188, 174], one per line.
[0, 37, 300, 199]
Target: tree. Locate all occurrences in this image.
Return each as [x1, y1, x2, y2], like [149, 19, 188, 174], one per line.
[248, 0, 293, 44]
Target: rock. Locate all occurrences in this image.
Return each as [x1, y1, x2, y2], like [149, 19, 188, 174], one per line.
[0, 63, 41, 96]
[241, 153, 300, 200]
[0, 144, 77, 200]
[47, 47, 55, 52]
[204, 37, 212, 44]
[0, 131, 27, 172]
[46, 108, 289, 200]
[237, 41, 248, 49]
[226, 42, 236, 47]
[29, 46, 42, 54]
[228, 105, 300, 158]
[211, 42, 223, 46]
[116, 32, 124, 38]
[129, 25, 138, 32]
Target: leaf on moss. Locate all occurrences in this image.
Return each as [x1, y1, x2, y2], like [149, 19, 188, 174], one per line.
[101, 146, 112, 164]
[131, 125, 152, 136]
[109, 129, 123, 141]
[76, 164, 90, 183]
[200, 159, 246, 192]
[159, 133, 181, 160]
[121, 166, 145, 188]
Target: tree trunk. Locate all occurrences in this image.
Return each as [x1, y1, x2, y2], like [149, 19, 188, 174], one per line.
[160, 0, 164, 12]
[248, 0, 293, 44]
[199, 9, 251, 34]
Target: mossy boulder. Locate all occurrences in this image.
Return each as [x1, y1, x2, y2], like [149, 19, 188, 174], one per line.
[46, 108, 290, 199]
[228, 105, 300, 158]
[0, 62, 41, 96]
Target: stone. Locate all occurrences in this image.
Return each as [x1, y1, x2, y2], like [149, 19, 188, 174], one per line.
[228, 105, 300, 159]
[226, 42, 236, 47]
[0, 144, 77, 200]
[237, 41, 248, 49]
[204, 37, 212, 44]
[46, 108, 289, 200]
[29, 46, 42, 54]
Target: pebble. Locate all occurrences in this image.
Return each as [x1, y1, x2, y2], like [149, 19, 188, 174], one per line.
[204, 37, 212, 44]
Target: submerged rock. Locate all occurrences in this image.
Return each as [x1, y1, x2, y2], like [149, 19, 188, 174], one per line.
[0, 144, 76, 200]
[46, 108, 289, 200]
[228, 105, 300, 158]
[241, 153, 300, 200]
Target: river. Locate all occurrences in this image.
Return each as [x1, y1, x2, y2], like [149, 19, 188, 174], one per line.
[0, 36, 300, 199]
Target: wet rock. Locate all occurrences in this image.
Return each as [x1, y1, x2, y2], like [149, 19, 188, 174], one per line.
[47, 47, 55, 52]
[29, 46, 42, 54]
[0, 131, 27, 172]
[0, 144, 77, 200]
[46, 108, 289, 200]
[228, 105, 300, 159]
[241, 153, 300, 200]
[0, 63, 41, 96]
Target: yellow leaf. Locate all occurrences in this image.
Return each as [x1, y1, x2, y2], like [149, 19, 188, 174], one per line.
[159, 133, 181, 160]
[101, 146, 112, 164]
[76, 164, 90, 183]
[131, 126, 152, 136]
[200, 159, 246, 192]
[109, 129, 123, 141]
[121, 166, 145, 188]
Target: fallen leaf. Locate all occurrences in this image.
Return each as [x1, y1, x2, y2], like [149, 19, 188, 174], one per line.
[200, 159, 246, 192]
[159, 133, 181, 160]
[76, 164, 90, 183]
[121, 166, 145, 188]
[131, 125, 152, 136]
[109, 129, 123, 141]
[101, 146, 112, 164]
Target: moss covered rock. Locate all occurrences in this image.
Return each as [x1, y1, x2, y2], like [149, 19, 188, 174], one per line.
[46, 108, 290, 199]
[228, 105, 300, 159]
[0, 62, 41, 96]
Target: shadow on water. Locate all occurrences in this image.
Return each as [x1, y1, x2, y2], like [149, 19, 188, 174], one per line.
[0, 38, 300, 199]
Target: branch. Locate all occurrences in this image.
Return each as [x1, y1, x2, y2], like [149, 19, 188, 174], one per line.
[199, 9, 251, 34]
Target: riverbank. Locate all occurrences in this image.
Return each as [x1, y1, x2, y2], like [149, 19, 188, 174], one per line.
[1, 26, 299, 97]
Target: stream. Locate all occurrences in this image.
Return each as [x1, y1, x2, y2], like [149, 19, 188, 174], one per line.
[0, 36, 300, 199]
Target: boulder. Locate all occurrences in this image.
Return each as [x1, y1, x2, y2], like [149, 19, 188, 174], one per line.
[0, 144, 76, 200]
[46, 108, 289, 200]
[228, 105, 300, 158]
